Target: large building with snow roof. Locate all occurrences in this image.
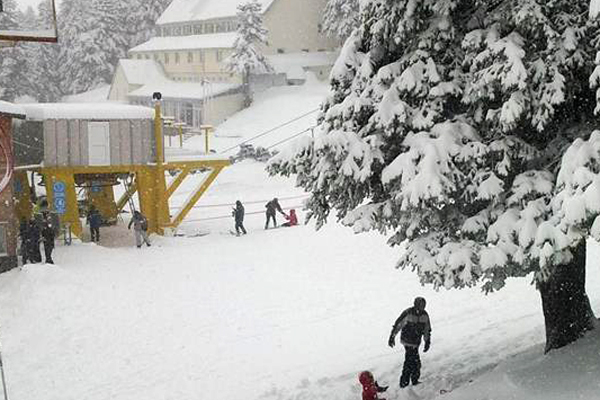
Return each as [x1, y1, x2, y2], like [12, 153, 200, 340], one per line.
[108, 0, 338, 129]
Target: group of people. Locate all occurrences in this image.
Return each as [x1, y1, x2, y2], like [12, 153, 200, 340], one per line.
[359, 297, 432, 399]
[86, 207, 150, 248]
[19, 203, 56, 265]
[231, 197, 298, 236]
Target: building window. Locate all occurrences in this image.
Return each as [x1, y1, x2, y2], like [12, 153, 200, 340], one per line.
[175, 53, 180, 64]
[174, 26, 182, 36]
[302, 48, 310, 53]
[0, 223, 7, 256]
[164, 53, 170, 64]
[194, 24, 203, 34]
[205, 23, 214, 33]
[277, 48, 285, 54]
[216, 50, 224, 62]
[145, 54, 150, 59]
[184, 25, 192, 35]
[188, 52, 193, 63]
[153, 53, 159, 61]
[198, 50, 205, 62]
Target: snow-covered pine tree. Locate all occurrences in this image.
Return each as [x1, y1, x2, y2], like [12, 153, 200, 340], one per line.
[127, 0, 172, 48]
[33, 0, 62, 102]
[226, 0, 273, 107]
[269, 0, 600, 352]
[0, 0, 30, 101]
[322, 0, 360, 41]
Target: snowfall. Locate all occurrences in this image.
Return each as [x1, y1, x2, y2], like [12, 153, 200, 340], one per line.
[0, 78, 599, 400]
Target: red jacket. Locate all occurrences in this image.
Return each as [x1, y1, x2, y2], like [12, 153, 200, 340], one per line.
[359, 371, 386, 400]
[286, 210, 298, 226]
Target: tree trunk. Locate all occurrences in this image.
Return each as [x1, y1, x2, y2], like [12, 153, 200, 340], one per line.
[539, 240, 596, 353]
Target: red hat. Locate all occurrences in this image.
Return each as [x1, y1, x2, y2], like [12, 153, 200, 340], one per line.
[359, 371, 374, 386]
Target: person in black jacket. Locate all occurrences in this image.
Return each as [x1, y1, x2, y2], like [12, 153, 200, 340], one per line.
[388, 297, 432, 388]
[40, 212, 56, 264]
[86, 205, 102, 242]
[27, 219, 42, 263]
[232, 200, 247, 236]
[264, 197, 285, 229]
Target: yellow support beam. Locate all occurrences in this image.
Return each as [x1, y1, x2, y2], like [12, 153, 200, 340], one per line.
[116, 180, 137, 213]
[13, 170, 32, 222]
[166, 167, 191, 198]
[44, 171, 82, 238]
[169, 166, 225, 228]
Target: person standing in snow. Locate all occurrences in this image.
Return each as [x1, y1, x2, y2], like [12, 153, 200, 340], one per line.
[232, 200, 247, 236]
[264, 197, 285, 229]
[282, 209, 298, 227]
[86, 205, 102, 243]
[128, 211, 151, 248]
[27, 218, 42, 263]
[358, 371, 388, 400]
[388, 297, 431, 388]
[40, 212, 56, 264]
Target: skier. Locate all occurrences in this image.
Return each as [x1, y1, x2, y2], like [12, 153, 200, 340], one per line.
[232, 200, 247, 236]
[128, 210, 151, 248]
[86, 205, 102, 243]
[264, 197, 285, 229]
[358, 371, 388, 400]
[388, 297, 431, 388]
[40, 212, 56, 264]
[282, 209, 298, 227]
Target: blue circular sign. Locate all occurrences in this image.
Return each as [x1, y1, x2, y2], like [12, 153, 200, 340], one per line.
[53, 181, 66, 193]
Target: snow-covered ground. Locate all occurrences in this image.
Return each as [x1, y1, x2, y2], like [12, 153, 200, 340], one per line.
[0, 82, 599, 400]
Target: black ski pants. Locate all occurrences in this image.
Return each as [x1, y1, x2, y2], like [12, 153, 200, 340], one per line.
[265, 211, 276, 229]
[90, 226, 100, 242]
[235, 221, 247, 235]
[43, 240, 54, 264]
[400, 345, 421, 388]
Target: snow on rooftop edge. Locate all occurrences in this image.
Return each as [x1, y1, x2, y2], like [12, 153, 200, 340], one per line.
[20, 103, 155, 120]
[128, 82, 240, 100]
[0, 101, 25, 117]
[129, 32, 237, 53]
[157, 0, 276, 25]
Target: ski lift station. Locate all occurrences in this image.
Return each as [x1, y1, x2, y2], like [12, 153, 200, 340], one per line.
[10, 100, 229, 243]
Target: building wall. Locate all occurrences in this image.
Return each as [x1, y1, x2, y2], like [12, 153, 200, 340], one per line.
[43, 119, 154, 167]
[0, 116, 18, 273]
[130, 49, 237, 83]
[262, 0, 338, 55]
[205, 93, 245, 126]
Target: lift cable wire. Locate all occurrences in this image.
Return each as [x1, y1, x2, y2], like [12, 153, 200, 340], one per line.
[220, 108, 319, 154]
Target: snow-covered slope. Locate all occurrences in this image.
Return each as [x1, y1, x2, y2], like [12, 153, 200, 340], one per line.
[0, 82, 599, 400]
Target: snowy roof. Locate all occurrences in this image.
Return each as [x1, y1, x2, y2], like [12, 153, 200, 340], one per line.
[117, 60, 166, 86]
[0, 101, 25, 118]
[267, 51, 340, 74]
[19, 103, 154, 120]
[157, 0, 276, 25]
[128, 82, 240, 101]
[63, 85, 111, 103]
[129, 33, 237, 53]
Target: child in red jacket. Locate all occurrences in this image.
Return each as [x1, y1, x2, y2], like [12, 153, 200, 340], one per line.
[282, 209, 298, 227]
[359, 371, 388, 400]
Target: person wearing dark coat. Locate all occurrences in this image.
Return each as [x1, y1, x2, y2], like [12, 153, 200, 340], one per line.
[27, 219, 42, 263]
[86, 206, 102, 242]
[40, 212, 56, 264]
[19, 219, 29, 265]
[232, 200, 247, 236]
[388, 297, 432, 388]
[264, 197, 285, 229]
